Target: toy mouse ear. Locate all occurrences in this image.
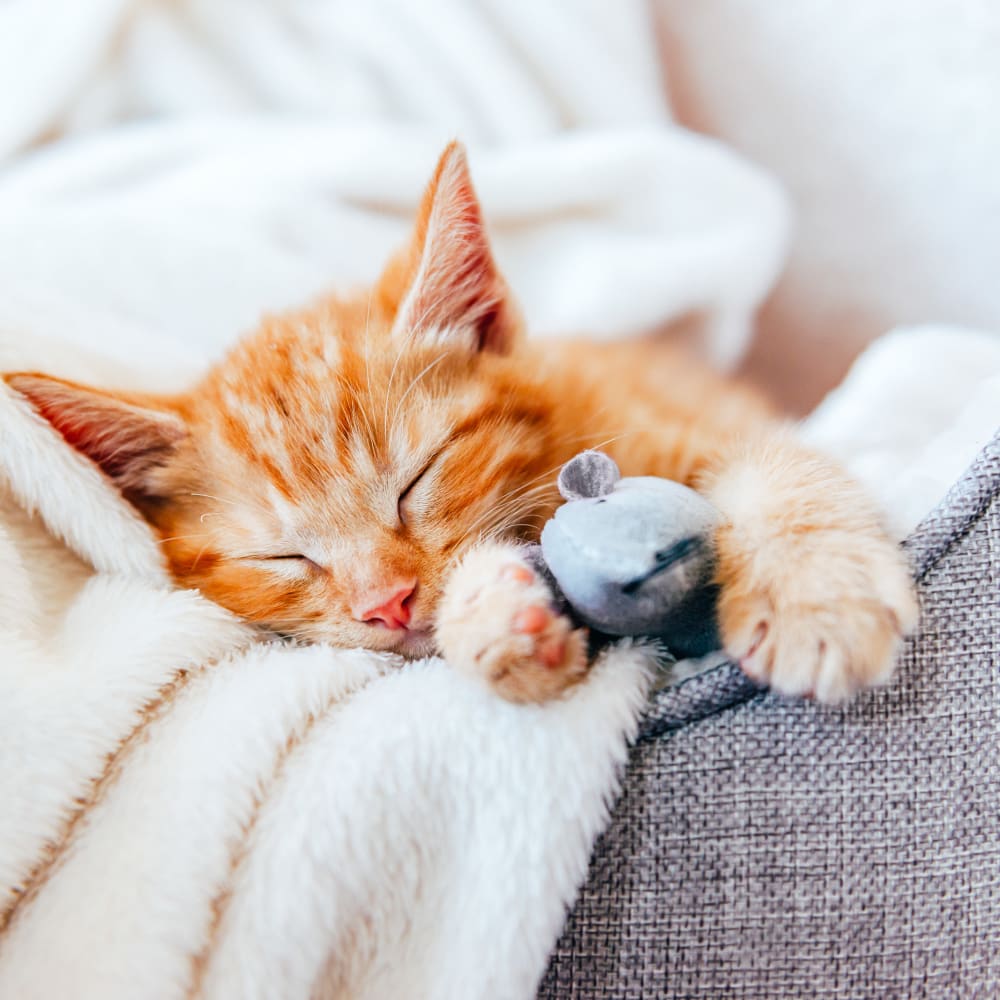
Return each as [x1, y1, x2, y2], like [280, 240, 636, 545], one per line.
[558, 450, 621, 500]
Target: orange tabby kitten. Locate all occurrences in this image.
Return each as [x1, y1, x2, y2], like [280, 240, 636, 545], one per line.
[5, 142, 917, 703]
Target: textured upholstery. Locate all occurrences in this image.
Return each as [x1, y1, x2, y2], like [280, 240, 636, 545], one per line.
[540, 433, 999, 999]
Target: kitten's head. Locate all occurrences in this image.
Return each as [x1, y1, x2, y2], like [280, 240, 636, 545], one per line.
[6, 142, 561, 654]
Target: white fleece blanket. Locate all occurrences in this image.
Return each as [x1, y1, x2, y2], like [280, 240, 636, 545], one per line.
[0, 418, 655, 999]
[2, 3, 999, 998]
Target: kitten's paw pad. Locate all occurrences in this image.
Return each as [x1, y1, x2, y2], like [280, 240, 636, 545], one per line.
[437, 544, 588, 704]
[719, 535, 918, 703]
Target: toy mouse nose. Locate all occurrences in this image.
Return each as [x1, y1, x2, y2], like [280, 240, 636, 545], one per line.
[353, 582, 416, 629]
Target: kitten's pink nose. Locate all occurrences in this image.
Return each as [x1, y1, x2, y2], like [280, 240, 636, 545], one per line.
[354, 582, 416, 630]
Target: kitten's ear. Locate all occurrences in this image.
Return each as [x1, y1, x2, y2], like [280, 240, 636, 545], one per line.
[4, 373, 188, 501]
[379, 141, 520, 355]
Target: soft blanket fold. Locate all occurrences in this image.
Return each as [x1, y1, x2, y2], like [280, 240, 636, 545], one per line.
[0, 639, 654, 1000]
[0, 409, 657, 997]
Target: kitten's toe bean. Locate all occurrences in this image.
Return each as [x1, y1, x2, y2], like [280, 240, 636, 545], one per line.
[501, 564, 536, 585]
[437, 543, 589, 703]
[513, 604, 550, 635]
[718, 531, 918, 704]
[738, 622, 773, 684]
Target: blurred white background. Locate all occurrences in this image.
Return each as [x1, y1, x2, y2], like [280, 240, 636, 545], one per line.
[657, 0, 1000, 409]
[0, 0, 998, 413]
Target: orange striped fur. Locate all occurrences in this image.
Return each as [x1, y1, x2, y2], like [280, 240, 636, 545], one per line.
[5, 142, 916, 701]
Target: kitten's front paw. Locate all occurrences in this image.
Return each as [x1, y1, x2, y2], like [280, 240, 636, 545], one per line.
[436, 544, 589, 704]
[717, 529, 918, 703]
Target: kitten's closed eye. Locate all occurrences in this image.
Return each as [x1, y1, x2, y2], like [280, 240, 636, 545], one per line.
[398, 451, 445, 526]
[249, 554, 322, 573]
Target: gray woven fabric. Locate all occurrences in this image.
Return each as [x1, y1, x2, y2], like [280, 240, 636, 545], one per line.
[539, 432, 1000, 999]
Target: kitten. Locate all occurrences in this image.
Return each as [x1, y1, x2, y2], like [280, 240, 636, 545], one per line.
[5, 142, 917, 703]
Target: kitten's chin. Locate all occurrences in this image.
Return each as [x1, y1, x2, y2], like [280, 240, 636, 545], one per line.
[394, 628, 437, 659]
[280, 622, 436, 658]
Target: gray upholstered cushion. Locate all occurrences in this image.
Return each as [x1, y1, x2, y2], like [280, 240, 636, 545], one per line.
[539, 432, 1000, 999]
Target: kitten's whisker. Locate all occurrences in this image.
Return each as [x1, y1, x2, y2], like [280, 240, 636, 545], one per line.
[494, 450, 596, 500]
[389, 354, 447, 440]
[478, 515, 547, 545]
[382, 337, 411, 442]
[346, 370, 379, 457]
[360, 297, 382, 452]
[158, 532, 212, 546]
[190, 538, 214, 571]
[463, 474, 561, 531]
[547, 427, 637, 456]
[485, 502, 554, 538]
[490, 494, 552, 522]
[464, 479, 556, 523]
[462, 483, 558, 540]
[579, 431, 636, 452]
[463, 425, 648, 542]
[494, 521, 544, 537]
[363, 288, 373, 341]
[463, 427, 639, 537]
[480, 508, 547, 535]
[190, 491, 238, 506]
[487, 483, 559, 519]
[189, 491, 271, 520]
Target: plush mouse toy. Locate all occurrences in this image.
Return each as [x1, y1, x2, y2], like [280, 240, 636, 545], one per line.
[534, 450, 722, 660]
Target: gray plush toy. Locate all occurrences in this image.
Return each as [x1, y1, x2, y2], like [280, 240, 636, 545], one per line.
[536, 450, 722, 659]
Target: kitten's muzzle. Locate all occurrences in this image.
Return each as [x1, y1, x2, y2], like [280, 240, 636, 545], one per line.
[352, 581, 417, 631]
